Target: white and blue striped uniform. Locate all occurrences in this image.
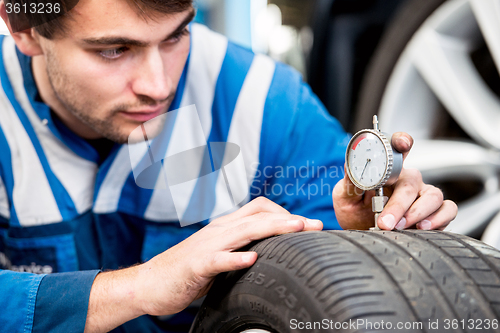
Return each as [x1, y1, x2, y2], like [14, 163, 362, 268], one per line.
[0, 24, 349, 332]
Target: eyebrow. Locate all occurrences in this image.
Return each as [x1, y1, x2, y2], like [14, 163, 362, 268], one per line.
[82, 8, 195, 47]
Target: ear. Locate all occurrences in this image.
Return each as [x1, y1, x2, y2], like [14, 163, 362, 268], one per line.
[0, 1, 43, 56]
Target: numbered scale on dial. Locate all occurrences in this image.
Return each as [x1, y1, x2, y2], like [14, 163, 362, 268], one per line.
[347, 132, 389, 190]
[345, 116, 403, 229]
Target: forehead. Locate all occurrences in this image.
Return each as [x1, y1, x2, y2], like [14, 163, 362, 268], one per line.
[66, 0, 188, 41]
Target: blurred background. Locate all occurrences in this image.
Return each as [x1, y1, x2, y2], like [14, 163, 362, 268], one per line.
[0, 15, 7, 34]
[193, 0, 407, 129]
[194, 0, 314, 77]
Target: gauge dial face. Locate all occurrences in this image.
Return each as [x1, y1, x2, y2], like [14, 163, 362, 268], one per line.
[347, 132, 388, 188]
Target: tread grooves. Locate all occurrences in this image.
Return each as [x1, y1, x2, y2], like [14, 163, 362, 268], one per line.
[324, 291, 384, 314]
[330, 231, 422, 323]
[296, 249, 354, 276]
[362, 230, 465, 322]
[277, 238, 325, 263]
[347, 311, 398, 321]
[268, 233, 329, 259]
[285, 242, 331, 268]
[195, 229, 500, 332]
[264, 234, 299, 259]
[405, 231, 500, 317]
[440, 233, 500, 278]
[306, 261, 362, 286]
[317, 276, 374, 301]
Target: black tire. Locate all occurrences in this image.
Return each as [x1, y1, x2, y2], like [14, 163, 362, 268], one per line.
[190, 230, 500, 333]
[353, 0, 446, 132]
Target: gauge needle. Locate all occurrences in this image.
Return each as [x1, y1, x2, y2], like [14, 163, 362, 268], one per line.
[360, 158, 371, 179]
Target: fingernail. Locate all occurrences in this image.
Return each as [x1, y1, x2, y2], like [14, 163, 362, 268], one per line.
[395, 217, 407, 230]
[401, 136, 411, 148]
[417, 220, 432, 230]
[242, 253, 254, 263]
[381, 214, 396, 229]
[306, 218, 322, 226]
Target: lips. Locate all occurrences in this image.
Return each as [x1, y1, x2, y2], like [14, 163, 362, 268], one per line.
[119, 106, 166, 122]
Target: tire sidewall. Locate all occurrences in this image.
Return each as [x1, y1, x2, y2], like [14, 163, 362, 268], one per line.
[192, 262, 328, 333]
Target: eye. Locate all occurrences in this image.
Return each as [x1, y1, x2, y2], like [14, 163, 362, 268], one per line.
[167, 28, 190, 44]
[99, 47, 128, 60]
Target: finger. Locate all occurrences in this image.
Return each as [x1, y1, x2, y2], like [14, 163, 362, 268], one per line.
[402, 185, 444, 228]
[416, 200, 458, 231]
[237, 212, 321, 230]
[232, 197, 290, 219]
[223, 219, 306, 250]
[204, 251, 258, 277]
[377, 169, 422, 230]
[303, 218, 323, 231]
[214, 197, 290, 224]
[265, 214, 321, 231]
[391, 132, 413, 160]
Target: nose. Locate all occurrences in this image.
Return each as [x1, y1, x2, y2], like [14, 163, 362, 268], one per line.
[131, 48, 172, 102]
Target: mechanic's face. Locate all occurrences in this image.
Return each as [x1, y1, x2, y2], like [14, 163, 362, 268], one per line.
[38, 0, 193, 143]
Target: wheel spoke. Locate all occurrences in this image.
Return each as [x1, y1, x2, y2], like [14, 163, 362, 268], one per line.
[405, 140, 500, 236]
[470, 0, 500, 74]
[379, 57, 441, 140]
[407, 19, 500, 150]
[404, 140, 500, 183]
[445, 191, 500, 235]
[376, 0, 500, 237]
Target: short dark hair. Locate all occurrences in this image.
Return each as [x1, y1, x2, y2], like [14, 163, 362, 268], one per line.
[5, 0, 193, 38]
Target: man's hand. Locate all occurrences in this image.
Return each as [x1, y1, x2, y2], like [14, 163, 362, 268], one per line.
[333, 132, 457, 231]
[84, 197, 323, 333]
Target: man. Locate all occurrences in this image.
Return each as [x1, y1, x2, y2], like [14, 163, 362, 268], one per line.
[0, 0, 457, 332]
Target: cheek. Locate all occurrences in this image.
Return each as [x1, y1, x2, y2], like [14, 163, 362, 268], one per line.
[65, 54, 130, 101]
[164, 39, 191, 83]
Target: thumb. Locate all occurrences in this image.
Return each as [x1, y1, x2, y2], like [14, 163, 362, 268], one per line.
[335, 164, 365, 200]
[391, 132, 413, 161]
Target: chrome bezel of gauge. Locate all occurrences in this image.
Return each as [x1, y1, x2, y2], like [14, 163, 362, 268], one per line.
[345, 129, 394, 191]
